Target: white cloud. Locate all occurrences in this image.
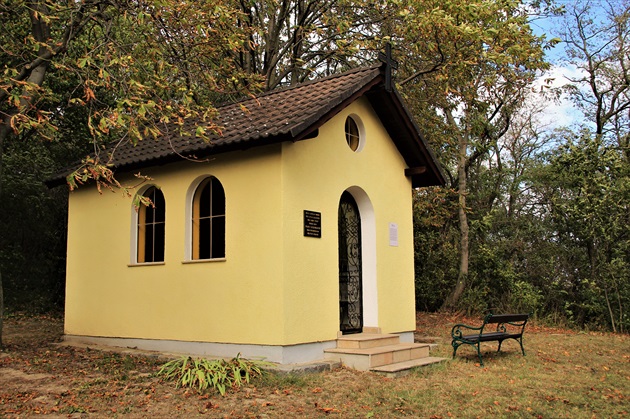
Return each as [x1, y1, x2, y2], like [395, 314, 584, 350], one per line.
[529, 64, 585, 130]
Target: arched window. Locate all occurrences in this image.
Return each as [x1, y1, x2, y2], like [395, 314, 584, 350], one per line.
[137, 187, 165, 263]
[192, 177, 225, 259]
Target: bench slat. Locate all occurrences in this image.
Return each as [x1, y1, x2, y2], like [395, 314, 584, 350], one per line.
[461, 332, 523, 343]
[485, 313, 529, 323]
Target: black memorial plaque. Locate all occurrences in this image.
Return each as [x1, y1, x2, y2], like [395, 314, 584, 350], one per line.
[303, 210, 322, 238]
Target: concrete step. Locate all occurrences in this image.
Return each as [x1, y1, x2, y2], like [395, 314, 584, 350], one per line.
[324, 343, 430, 371]
[336, 333, 400, 349]
[371, 356, 447, 378]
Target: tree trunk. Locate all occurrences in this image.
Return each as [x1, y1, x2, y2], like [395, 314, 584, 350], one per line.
[588, 240, 618, 332]
[603, 285, 617, 333]
[617, 284, 624, 334]
[0, 268, 3, 350]
[0, 122, 6, 350]
[442, 121, 470, 310]
[0, 1, 52, 349]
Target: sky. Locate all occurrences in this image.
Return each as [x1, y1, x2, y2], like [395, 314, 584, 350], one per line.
[531, 64, 583, 131]
[529, 6, 582, 131]
[527, 0, 616, 131]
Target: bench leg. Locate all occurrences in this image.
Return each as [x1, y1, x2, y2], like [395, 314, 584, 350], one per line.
[451, 342, 483, 367]
[452, 340, 484, 366]
[452, 341, 459, 359]
[476, 343, 484, 366]
[499, 337, 526, 357]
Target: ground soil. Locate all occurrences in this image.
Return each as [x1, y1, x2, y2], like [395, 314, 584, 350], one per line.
[2, 312, 614, 418]
[1, 314, 416, 418]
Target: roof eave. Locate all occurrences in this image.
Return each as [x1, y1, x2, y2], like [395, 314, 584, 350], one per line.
[366, 86, 446, 188]
[44, 132, 295, 188]
[46, 65, 446, 190]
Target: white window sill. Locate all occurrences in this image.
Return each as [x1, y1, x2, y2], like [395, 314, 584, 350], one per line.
[128, 262, 165, 267]
[182, 258, 226, 264]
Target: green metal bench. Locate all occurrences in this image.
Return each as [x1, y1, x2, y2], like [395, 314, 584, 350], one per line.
[451, 313, 529, 366]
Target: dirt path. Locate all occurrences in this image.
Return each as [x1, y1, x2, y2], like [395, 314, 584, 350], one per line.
[1, 316, 166, 417]
[5, 313, 619, 418]
[0, 315, 369, 418]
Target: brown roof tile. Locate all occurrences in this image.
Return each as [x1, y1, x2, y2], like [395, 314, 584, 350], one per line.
[48, 64, 445, 188]
[105, 65, 383, 170]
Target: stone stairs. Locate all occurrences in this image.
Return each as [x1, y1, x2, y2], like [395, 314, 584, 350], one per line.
[324, 332, 446, 377]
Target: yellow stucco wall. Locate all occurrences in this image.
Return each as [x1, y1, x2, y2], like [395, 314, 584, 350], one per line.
[281, 98, 416, 344]
[65, 146, 287, 344]
[64, 97, 415, 346]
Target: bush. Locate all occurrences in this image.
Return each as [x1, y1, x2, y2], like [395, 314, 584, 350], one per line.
[459, 285, 490, 316]
[156, 354, 270, 395]
[508, 280, 543, 315]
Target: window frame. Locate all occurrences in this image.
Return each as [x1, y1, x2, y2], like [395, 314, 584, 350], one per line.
[132, 186, 166, 265]
[188, 176, 226, 262]
[344, 114, 366, 152]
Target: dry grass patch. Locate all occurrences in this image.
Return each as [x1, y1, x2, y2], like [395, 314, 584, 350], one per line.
[1, 313, 628, 418]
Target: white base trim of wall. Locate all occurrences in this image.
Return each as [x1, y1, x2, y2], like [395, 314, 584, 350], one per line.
[64, 331, 417, 364]
[63, 335, 338, 365]
[398, 331, 414, 343]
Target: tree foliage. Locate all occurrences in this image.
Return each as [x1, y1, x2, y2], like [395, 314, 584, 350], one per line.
[1, 0, 628, 336]
[410, 0, 629, 328]
[230, 0, 386, 90]
[393, 0, 552, 309]
[560, 0, 630, 139]
[0, 0, 262, 347]
[1, 0, 263, 179]
[534, 0, 630, 330]
[533, 133, 629, 331]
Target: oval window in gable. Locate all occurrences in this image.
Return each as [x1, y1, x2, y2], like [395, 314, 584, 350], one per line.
[345, 115, 364, 152]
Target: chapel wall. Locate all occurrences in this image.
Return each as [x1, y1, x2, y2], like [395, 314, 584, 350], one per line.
[280, 97, 416, 345]
[64, 144, 288, 345]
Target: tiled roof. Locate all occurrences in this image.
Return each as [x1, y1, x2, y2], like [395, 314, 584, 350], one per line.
[48, 64, 445, 187]
[101, 65, 383, 170]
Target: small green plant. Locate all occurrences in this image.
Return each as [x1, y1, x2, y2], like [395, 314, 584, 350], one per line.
[156, 354, 270, 395]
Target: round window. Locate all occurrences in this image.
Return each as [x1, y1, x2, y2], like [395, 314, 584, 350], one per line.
[345, 116, 361, 151]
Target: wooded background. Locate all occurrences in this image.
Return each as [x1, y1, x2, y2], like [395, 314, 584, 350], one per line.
[1, 0, 628, 346]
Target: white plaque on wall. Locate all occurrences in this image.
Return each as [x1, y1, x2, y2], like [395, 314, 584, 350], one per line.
[389, 223, 398, 247]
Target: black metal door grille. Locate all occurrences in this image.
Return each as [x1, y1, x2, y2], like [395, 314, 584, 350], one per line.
[338, 192, 363, 334]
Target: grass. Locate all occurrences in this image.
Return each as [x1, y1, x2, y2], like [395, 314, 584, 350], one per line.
[1, 313, 628, 418]
[239, 319, 629, 418]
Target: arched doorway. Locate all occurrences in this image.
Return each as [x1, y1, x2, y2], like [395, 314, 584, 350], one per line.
[338, 191, 363, 334]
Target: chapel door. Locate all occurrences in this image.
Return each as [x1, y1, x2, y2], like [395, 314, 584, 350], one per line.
[338, 191, 363, 334]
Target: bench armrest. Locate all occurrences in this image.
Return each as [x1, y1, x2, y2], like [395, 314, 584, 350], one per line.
[451, 323, 482, 339]
[495, 319, 528, 334]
